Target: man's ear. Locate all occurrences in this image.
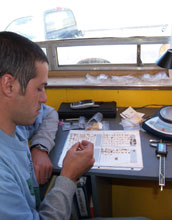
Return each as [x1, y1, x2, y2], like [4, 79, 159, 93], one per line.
[0, 74, 15, 96]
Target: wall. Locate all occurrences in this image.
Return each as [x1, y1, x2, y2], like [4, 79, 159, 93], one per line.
[46, 88, 172, 110]
[112, 179, 172, 220]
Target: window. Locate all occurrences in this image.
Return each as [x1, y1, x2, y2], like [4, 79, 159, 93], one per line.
[0, 0, 172, 70]
[44, 9, 76, 32]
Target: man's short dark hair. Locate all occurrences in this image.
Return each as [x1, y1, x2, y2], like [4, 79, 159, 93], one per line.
[0, 31, 49, 94]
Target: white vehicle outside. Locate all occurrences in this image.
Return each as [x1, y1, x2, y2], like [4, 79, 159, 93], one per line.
[1, 0, 171, 66]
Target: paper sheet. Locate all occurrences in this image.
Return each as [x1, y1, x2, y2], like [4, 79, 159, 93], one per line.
[58, 130, 143, 170]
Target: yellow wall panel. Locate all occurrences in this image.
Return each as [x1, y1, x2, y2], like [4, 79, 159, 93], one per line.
[46, 88, 172, 110]
[112, 180, 172, 220]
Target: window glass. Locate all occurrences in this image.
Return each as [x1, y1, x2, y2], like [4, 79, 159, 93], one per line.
[57, 45, 137, 65]
[1, 0, 171, 40]
[0, 0, 171, 66]
[141, 44, 163, 64]
[44, 10, 76, 32]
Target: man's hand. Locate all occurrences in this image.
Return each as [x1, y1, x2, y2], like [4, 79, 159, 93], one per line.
[31, 148, 53, 185]
[60, 140, 95, 182]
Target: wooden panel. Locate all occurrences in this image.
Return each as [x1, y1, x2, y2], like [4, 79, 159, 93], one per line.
[112, 179, 172, 220]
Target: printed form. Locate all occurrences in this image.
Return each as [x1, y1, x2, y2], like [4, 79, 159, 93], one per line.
[58, 130, 143, 170]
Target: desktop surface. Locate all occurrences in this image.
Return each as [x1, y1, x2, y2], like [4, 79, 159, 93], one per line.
[49, 107, 172, 182]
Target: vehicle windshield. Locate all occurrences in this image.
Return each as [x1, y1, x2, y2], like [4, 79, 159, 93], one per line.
[5, 16, 37, 41]
[44, 9, 76, 33]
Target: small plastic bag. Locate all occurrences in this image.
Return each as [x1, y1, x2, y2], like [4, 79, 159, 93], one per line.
[120, 119, 140, 130]
[85, 112, 103, 130]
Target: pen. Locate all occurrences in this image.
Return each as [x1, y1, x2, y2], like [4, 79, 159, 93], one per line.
[65, 118, 79, 122]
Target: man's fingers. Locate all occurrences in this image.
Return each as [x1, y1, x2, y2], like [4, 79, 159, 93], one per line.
[81, 140, 90, 146]
[34, 164, 52, 185]
[70, 142, 85, 151]
[80, 140, 94, 152]
[48, 165, 53, 178]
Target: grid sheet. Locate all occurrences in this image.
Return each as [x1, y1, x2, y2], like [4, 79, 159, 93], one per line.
[58, 130, 143, 170]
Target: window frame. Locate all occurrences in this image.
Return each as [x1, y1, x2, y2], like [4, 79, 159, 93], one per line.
[37, 36, 171, 72]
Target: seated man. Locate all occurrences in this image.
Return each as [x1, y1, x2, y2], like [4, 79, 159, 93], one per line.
[0, 31, 94, 220]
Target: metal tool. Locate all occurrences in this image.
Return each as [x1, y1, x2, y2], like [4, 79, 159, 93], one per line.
[159, 155, 165, 191]
[149, 140, 168, 191]
[150, 139, 172, 146]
